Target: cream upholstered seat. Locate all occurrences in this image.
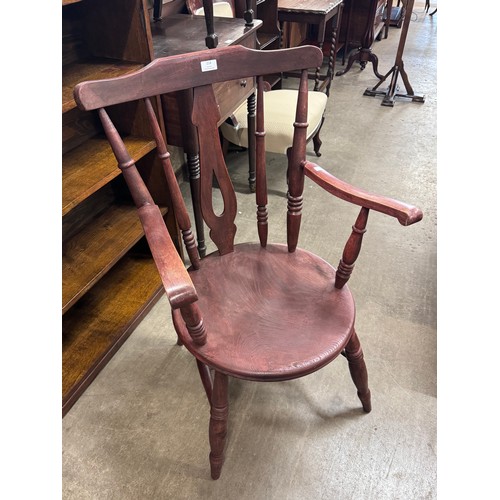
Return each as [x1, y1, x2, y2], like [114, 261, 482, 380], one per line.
[193, 1, 234, 17]
[220, 89, 328, 155]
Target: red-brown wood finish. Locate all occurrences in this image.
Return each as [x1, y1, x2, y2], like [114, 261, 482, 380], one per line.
[74, 44, 423, 480]
[144, 97, 200, 269]
[192, 85, 237, 255]
[255, 75, 269, 247]
[287, 69, 309, 253]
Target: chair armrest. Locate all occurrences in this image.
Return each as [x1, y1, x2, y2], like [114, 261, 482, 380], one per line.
[137, 204, 198, 309]
[303, 161, 423, 226]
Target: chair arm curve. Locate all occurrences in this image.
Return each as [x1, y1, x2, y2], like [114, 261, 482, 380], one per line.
[137, 204, 198, 309]
[303, 161, 423, 226]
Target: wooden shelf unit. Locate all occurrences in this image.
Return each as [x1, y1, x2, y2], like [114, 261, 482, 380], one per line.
[62, 0, 179, 416]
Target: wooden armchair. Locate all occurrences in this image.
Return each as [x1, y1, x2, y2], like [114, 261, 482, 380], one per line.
[74, 44, 423, 480]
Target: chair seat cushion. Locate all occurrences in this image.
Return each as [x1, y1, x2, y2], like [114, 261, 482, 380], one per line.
[172, 243, 355, 381]
[194, 1, 234, 18]
[220, 89, 328, 154]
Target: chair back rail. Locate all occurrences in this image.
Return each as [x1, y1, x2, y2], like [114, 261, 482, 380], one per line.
[75, 45, 322, 258]
[73, 46, 323, 111]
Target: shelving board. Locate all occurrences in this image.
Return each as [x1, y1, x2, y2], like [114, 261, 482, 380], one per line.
[62, 204, 168, 313]
[62, 135, 156, 216]
[257, 33, 280, 49]
[62, 252, 166, 415]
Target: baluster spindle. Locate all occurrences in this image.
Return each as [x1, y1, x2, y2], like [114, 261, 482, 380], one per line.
[180, 302, 207, 346]
[202, 0, 218, 48]
[247, 92, 257, 192]
[244, 0, 254, 26]
[335, 207, 369, 288]
[287, 69, 309, 253]
[255, 76, 268, 247]
[144, 97, 200, 269]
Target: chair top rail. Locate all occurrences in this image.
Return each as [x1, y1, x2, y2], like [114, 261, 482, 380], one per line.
[74, 45, 323, 111]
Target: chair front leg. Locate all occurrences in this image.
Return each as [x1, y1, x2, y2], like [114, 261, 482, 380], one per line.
[209, 371, 229, 479]
[344, 330, 372, 413]
[196, 359, 213, 403]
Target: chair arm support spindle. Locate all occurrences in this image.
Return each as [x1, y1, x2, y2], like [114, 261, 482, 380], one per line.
[180, 302, 207, 346]
[335, 207, 369, 289]
[303, 161, 423, 288]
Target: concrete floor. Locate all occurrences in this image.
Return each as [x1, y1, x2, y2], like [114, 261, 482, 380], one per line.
[62, 5, 437, 499]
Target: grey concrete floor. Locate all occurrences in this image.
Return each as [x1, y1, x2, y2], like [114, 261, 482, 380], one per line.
[62, 5, 437, 499]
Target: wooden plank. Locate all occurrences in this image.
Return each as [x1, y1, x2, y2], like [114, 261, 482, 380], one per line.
[63, 59, 144, 113]
[62, 254, 166, 414]
[62, 0, 83, 6]
[62, 135, 156, 216]
[62, 204, 168, 313]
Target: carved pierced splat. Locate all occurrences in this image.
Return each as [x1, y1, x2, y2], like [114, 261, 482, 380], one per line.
[255, 76, 268, 247]
[144, 97, 200, 269]
[287, 69, 309, 253]
[335, 207, 369, 289]
[191, 84, 237, 255]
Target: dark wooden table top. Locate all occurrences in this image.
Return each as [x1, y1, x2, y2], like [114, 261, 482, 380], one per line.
[151, 14, 263, 58]
[278, 0, 343, 15]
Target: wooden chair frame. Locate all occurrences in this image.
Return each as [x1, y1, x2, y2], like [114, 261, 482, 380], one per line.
[74, 44, 423, 480]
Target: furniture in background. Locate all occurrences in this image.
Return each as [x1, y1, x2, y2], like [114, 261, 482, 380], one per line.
[386, 0, 405, 27]
[74, 43, 423, 479]
[219, 87, 328, 178]
[200, 0, 330, 190]
[277, 0, 344, 97]
[62, 0, 180, 415]
[425, 0, 436, 16]
[186, 0, 235, 17]
[364, 0, 424, 105]
[336, 0, 392, 78]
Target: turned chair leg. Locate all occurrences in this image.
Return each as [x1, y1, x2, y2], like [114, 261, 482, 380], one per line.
[343, 330, 372, 413]
[196, 359, 213, 403]
[312, 116, 325, 157]
[209, 371, 229, 479]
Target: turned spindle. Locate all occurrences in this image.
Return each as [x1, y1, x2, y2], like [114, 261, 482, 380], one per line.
[335, 207, 369, 288]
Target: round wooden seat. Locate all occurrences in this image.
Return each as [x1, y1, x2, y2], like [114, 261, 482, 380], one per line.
[173, 243, 355, 381]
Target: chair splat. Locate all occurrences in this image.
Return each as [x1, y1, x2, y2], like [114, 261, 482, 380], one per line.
[192, 84, 237, 255]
